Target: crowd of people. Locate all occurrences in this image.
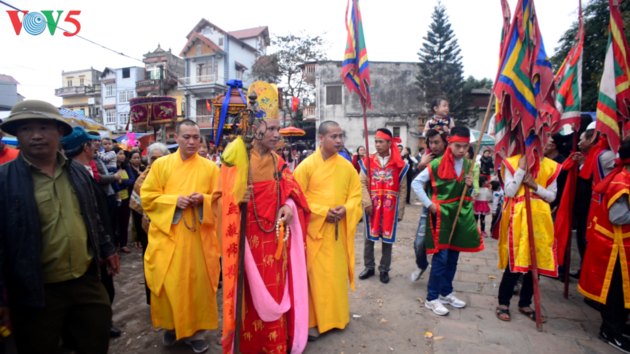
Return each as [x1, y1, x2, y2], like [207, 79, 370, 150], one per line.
[0, 88, 628, 354]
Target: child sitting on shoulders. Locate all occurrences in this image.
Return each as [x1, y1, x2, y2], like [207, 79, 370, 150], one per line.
[423, 96, 456, 136]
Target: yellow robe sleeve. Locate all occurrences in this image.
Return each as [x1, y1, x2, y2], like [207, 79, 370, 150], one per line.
[294, 159, 329, 219]
[343, 171, 363, 291]
[141, 158, 179, 235]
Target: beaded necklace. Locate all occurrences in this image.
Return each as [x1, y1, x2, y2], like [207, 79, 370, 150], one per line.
[249, 150, 281, 233]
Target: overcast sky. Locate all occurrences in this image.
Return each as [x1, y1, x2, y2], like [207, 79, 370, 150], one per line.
[0, 0, 581, 107]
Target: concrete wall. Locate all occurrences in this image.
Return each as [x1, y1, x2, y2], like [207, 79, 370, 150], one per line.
[228, 37, 257, 87]
[62, 68, 101, 87]
[115, 67, 143, 129]
[0, 82, 18, 110]
[314, 61, 425, 155]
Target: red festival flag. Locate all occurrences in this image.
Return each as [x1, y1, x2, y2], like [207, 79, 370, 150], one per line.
[291, 96, 299, 112]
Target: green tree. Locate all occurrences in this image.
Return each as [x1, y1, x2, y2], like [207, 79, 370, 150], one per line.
[416, 1, 471, 126]
[250, 32, 328, 127]
[463, 76, 493, 92]
[551, 0, 630, 112]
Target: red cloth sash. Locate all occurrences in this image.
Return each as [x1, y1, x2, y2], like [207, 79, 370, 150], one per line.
[438, 136, 470, 181]
[554, 153, 577, 265]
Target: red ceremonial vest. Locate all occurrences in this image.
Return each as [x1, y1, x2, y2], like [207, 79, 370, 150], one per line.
[361, 154, 407, 242]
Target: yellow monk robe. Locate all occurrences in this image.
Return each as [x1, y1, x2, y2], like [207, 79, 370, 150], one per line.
[141, 151, 221, 340]
[293, 148, 362, 333]
[498, 155, 561, 277]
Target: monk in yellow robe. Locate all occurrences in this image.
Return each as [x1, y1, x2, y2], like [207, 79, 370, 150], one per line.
[141, 120, 221, 352]
[293, 121, 363, 340]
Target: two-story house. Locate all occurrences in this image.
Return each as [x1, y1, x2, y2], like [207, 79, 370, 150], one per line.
[100, 67, 145, 132]
[178, 19, 269, 131]
[0, 74, 24, 111]
[55, 68, 102, 121]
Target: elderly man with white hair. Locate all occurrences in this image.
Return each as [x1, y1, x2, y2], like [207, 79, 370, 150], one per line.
[130, 142, 169, 305]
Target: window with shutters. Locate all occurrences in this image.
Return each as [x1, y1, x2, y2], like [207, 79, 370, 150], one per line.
[106, 85, 114, 97]
[67, 80, 73, 87]
[326, 86, 342, 105]
[106, 110, 116, 124]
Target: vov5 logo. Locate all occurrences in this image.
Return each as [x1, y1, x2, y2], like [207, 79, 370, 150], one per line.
[7, 11, 81, 36]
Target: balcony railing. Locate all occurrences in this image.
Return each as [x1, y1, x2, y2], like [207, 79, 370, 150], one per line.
[178, 75, 224, 86]
[302, 64, 316, 85]
[137, 79, 159, 88]
[55, 86, 87, 96]
[190, 115, 214, 126]
[303, 106, 316, 118]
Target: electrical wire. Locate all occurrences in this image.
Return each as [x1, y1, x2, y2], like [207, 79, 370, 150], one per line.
[0, 0, 143, 63]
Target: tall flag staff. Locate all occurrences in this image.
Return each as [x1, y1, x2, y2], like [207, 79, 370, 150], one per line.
[342, 0, 372, 193]
[553, 0, 584, 298]
[492, 0, 559, 331]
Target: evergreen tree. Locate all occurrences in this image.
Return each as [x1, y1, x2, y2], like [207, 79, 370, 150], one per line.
[417, 1, 472, 126]
[551, 0, 630, 112]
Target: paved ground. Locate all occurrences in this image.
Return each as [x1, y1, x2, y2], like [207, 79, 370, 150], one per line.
[108, 203, 613, 354]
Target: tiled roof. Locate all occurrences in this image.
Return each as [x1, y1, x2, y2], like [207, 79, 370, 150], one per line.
[179, 32, 225, 57]
[0, 74, 19, 85]
[228, 26, 268, 39]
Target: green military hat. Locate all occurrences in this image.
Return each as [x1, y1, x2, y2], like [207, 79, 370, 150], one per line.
[1, 100, 73, 137]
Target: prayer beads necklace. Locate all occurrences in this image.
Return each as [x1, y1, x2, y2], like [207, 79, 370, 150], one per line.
[183, 206, 197, 232]
[275, 218, 290, 243]
[249, 152, 281, 233]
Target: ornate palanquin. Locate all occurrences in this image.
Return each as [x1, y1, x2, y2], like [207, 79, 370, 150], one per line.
[211, 88, 247, 144]
[129, 96, 178, 127]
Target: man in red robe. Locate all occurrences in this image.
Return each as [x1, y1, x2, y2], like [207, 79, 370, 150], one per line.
[212, 81, 311, 354]
[579, 139, 630, 353]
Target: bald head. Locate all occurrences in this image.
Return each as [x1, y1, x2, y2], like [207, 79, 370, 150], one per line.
[176, 119, 200, 135]
[319, 121, 340, 136]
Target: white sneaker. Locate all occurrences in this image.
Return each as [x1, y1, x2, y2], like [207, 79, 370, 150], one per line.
[439, 293, 466, 308]
[410, 268, 425, 281]
[425, 299, 449, 316]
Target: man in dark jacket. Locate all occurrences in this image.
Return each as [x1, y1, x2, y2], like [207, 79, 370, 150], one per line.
[0, 100, 120, 354]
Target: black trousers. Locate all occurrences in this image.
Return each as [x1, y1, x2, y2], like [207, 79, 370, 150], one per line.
[132, 211, 150, 305]
[474, 215, 487, 232]
[574, 210, 588, 265]
[100, 265, 115, 305]
[498, 266, 534, 308]
[601, 258, 630, 337]
[11, 267, 111, 354]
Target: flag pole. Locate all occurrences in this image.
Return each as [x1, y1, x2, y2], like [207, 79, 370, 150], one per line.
[363, 102, 371, 194]
[448, 94, 494, 244]
[519, 131, 543, 332]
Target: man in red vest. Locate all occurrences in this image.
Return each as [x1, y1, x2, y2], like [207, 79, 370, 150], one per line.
[579, 139, 630, 353]
[358, 128, 408, 284]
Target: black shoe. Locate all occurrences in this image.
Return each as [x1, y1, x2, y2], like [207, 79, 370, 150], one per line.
[380, 271, 390, 284]
[184, 339, 209, 353]
[570, 270, 581, 279]
[162, 330, 177, 347]
[359, 268, 375, 280]
[600, 331, 630, 354]
[110, 323, 121, 338]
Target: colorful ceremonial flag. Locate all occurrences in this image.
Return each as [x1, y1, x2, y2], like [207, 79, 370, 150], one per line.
[555, 2, 584, 133]
[292, 96, 299, 112]
[342, 0, 372, 110]
[595, 0, 630, 153]
[494, 0, 554, 175]
[493, 0, 513, 171]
